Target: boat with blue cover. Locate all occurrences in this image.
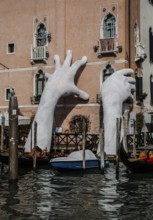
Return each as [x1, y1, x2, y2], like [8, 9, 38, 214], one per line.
[50, 149, 109, 171]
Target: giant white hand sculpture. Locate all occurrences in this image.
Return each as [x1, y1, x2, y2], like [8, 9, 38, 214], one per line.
[24, 50, 89, 152]
[101, 69, 135, 155]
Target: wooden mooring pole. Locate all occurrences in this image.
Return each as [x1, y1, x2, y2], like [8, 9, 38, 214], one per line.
[82, 118, 86, 170]
[143, 119, 147, 153]
[99, 125, 105, 174]
[33, 121, 37, 169]
[0, 115, 5, 152]
[116, 118, 121, 175]
[30, 126, 32, 152]
[133, 119, 136, 156]
[9, 95, 18, 182]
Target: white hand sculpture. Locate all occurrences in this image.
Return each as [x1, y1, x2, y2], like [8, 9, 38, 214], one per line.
[101, 68, 135, 155]
[24, 50, 89, 152]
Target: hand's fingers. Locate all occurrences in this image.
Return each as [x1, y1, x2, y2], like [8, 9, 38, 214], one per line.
[116, 68, 134, 76]
[73, 86, 89, 100]
[62, 50, 72, 70]
[54, 54, 61, 70]
[127, 77, 136, 84]
[69, 56, 87, 77]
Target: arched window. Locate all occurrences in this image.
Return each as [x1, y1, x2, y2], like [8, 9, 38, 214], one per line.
[36, 23, 47, 47]
[103, 13, 116, 38]
[35, 69, 46, 98]
[103, 64, 114, 81]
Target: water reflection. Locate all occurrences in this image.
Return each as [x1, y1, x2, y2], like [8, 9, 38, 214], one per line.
[1, 163, 153, 219]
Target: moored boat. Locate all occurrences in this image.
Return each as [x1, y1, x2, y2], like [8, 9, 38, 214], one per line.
[0, 152, 50, 168]
[118, 142, 153, 173]
[50, 149, 109, 171]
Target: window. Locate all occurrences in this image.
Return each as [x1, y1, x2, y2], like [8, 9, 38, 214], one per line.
[36, 23, 47, 47]
[150, 75, 153, 105]
[31, 22, 49, 63]
[35, 69, 46, 99]
[99, 13, 117, 54]
[149, 27, 153, 62]
[135, 76, 143, 101]
[31, 69, 46, 104]
[103, 13, 116, 38]
[7, 43, 15, 53]
[5, 88, 15, 100]
[103, 64, 114, 81]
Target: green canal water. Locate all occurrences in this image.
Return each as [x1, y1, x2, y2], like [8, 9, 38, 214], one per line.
[0, 163, 153, 220]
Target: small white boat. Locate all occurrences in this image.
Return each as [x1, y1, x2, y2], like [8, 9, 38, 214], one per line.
[50, 149, 109, 171]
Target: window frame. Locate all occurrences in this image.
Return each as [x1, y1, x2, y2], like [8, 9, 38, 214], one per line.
[35, 23, 48, 47]
[7, 43, 15, 54]
[150, 75, 153, 105]
[103, 13, 116, 39]
[35, 70, 46, 98]
[5, 88, 15, 101]
[149, 27, 153, 63]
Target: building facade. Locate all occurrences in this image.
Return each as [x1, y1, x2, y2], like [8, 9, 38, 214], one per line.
[0, 0, 143, 134]
[140, 0, 153, 112]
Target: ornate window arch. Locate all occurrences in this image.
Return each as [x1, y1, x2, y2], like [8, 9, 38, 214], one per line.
[102, 13, 116, 38]
[35, 23, 47, 47]
[31, 17, 51, 64]
[35, 69, 46, 98]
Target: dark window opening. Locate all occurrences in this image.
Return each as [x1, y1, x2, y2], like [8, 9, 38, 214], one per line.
[35, 70, 46, 99]
[8, 43, 15, 53]
[135, 76, 143, 101]
[36, 23, 47, 47]
[149, 27, 153, 62]
[5, 88, 15, 100]
[150, 75, 153, 105]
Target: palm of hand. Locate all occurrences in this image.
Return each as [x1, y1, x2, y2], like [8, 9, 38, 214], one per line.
[102, 69, 135, 104]
[101, 68, 135, 155]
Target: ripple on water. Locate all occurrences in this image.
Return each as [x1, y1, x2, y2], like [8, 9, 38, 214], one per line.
[1, 164, 153, 219]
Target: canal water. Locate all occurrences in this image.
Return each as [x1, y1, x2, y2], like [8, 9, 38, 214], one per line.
[1, 163, 153, 220]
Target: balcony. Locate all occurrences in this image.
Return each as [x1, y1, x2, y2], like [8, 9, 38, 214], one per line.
[99, 38, 114, 52]
[31, 95, 41, 105]
[98, 38, 121, 55]
[31, 46, 49, 64]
